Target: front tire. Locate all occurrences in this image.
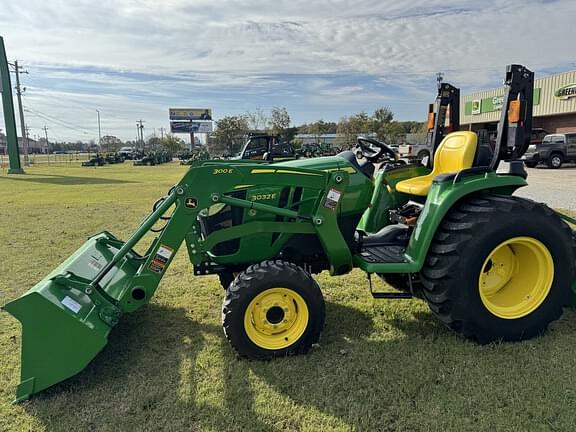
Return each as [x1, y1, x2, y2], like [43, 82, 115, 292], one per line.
[547, 153, 563, 169]
[218, 271, 235, 290]
[421, 195, 574, 343]
[222, 260, 325, 359]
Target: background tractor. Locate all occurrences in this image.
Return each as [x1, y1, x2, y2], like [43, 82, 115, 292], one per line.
[4, 65, 576, 402]
[236, 133, 296, 161]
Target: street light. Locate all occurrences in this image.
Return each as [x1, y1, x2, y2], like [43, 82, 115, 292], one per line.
[96, 109, 102, 150]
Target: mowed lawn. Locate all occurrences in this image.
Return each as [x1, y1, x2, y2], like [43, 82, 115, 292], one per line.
[1, 162, 576, 432]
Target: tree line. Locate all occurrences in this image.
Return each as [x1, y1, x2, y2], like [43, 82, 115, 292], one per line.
[210, 106, 425, 156]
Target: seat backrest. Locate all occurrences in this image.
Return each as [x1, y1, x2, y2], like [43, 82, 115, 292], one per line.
[432, 131, 478, 175]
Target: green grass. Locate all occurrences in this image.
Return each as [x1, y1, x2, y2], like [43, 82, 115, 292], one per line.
[1, 163, 576, 432]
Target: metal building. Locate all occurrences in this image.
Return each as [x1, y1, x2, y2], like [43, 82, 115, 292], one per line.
[461, 69, 576, 137]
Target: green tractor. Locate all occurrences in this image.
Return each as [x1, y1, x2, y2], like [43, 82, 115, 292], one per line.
[81, 153, 106, 167]
[180, 147, 211, 165]
[236, 133, 296, 161]
[297, 142, 339, 158]
[4, 65, 576, 402]
[104, 152, 125, 164]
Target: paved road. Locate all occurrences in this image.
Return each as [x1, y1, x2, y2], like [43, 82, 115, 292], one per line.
[516, 164, 576, 211]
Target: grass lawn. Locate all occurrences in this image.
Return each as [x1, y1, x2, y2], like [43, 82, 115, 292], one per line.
[1, 163, 576, 432]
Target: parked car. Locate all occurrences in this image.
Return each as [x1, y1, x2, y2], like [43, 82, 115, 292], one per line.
[523, 133, 576, 168]
[118, 146, 137, 160]
[398, 142, 431, 162]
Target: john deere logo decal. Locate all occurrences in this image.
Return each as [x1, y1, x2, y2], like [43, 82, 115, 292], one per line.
[471, 99, 481, 115]
[555, 83, 576, 100]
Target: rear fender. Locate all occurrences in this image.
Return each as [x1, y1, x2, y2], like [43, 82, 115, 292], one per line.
[405, 172, 527, 270]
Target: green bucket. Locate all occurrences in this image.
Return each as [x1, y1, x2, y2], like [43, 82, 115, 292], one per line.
[3, 232, 141, 402]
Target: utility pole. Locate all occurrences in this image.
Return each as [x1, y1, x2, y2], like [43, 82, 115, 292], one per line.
[0, 37, 23, 173]
[9, 60, 29, 166]
[159, 127, 165, 141]
[136, 119, 145, 150]
[436, 72, 444, 89]
[96, 110, 102, 150]
[42, 125, 49, 163]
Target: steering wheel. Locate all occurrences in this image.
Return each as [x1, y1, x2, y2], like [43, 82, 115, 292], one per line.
[356, 136, 397, 163]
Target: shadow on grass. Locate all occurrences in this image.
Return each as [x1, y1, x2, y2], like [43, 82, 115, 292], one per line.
[20, 300, 573, 431]
[23, 303, 279, 431]
[0, 173, 139, 185]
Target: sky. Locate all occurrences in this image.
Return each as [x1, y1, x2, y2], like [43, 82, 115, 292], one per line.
[1, 0, 576, 142]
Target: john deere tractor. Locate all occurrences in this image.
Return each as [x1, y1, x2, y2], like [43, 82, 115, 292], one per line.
[4, 65, 576, 402]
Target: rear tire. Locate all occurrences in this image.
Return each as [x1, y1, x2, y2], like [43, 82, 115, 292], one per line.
[421, 194, 574, 343]
[222, 260, 325, 359]
[547, 153, 563, 169]
[525, 161, 537, 168]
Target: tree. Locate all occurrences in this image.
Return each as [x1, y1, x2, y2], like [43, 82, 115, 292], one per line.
[160, 134, 185, 154]
[147, 136, 162, 150]
[335, 111, 372, 149]
[270, 107, 291, 134]
[373, 107, 394, 124]
[100, 135, 123, 152]
[246, 107, 269, 132]
[297, 121, 337, 134]
[309, 120, 329, 143]
[212, 115, 249, 155]
[371, 107, 395, 143]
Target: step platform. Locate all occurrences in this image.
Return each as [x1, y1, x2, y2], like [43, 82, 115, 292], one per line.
[356, 244, 408, 264]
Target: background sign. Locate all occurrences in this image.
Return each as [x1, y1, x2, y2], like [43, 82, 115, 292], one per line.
[491, 95, 505, 111]
[464, 88, 541, 115]
[170, 121, 213, 134]
[169, 108, 212, 121]
[554, 83, 576, 100]
[471, 99, 481, 115]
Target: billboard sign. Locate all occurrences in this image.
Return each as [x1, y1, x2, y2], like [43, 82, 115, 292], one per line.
[170, 121, 213, 134]
[169, 108, 212, 121]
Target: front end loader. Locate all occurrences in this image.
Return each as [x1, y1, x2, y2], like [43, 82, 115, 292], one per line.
[4, 64, 576, 402]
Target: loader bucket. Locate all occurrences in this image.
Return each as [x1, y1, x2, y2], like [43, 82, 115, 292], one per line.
[3, 231, 142, 402]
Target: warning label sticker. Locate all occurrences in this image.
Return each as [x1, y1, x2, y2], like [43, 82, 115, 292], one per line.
[156, 245, 174, 260]
[88, 258, 103, 271]
[324, 188, 342, 210]
[61, 296, 82, 313]
[148, 244, 174, 274]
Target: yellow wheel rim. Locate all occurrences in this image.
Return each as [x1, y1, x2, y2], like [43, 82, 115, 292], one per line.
[479, 237, 554, 319]
[244, 288, 309, 350]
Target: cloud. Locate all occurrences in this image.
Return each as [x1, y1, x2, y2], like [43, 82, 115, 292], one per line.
[1, 0, 575, 140]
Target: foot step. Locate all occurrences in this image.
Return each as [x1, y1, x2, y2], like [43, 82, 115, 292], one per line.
[370, 292, 413, 299]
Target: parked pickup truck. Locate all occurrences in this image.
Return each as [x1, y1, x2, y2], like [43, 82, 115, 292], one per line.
[523, 133, 576, 168]
[397, 142, 430, 162]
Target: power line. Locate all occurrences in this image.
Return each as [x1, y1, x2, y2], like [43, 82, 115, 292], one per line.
[24, 107, 94, 135]
[24, 108, 89, 135]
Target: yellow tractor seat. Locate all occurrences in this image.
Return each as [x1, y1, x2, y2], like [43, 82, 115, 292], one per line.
[396, 131, 478, 196]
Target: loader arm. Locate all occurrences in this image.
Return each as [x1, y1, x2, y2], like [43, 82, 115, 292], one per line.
[3, 161, 354, 402]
